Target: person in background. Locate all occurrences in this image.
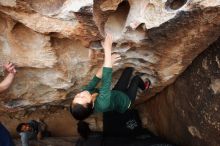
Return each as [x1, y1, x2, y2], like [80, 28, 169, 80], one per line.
[0, 62, 17, 146]
[16, 119, 49, 146]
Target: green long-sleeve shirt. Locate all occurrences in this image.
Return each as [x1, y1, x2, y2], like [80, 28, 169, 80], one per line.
[83, 67, 131, 113]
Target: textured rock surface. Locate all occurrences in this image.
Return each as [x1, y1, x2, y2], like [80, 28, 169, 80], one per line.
[138, 37, 220, 146]
[0, 0, 220, 111]
[0, 1, 220, 145]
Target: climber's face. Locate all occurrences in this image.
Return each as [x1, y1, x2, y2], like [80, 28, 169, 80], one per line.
[73, 90, 92, 106]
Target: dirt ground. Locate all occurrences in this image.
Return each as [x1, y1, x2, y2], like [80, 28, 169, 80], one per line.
[13, 137, 78, 146]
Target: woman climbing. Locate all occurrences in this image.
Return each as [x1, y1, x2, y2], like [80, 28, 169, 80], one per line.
[70, 33, 151, 123]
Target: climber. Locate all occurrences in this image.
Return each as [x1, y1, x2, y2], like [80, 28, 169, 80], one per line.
[16, 119, 50, 146]
[0, 62, 16, 146]
[69, 33, 151, 123]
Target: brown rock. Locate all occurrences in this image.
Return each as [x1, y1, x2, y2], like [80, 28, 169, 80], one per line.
[138, 38, 220, 146]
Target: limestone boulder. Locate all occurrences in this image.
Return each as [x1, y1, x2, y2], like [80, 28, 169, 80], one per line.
[0, 1, 220, 145]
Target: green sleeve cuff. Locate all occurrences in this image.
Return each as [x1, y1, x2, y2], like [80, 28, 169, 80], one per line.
[93, 75, 101, 82]
[103, 67, 112, 73]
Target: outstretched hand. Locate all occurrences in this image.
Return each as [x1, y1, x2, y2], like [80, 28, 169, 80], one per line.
[4, 62, 16, 75]
[0, 62, 16, 92]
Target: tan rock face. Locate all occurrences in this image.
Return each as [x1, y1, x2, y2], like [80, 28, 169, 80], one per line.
[138, 38, 220, 146]
[0, 0, 220, 115]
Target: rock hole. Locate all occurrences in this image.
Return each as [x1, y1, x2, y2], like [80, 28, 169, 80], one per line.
[165, 0, 188, 11]
[136, 23, 146, 32]
[105, 1, 130, 40]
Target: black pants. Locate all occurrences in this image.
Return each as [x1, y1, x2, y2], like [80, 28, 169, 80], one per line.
[113, 67, 145, 103]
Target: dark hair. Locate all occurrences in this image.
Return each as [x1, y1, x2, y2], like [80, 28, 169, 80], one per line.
[77, 121, 91, 139]
[70, 102, 94, 121]
[16, 123, 26, 133]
